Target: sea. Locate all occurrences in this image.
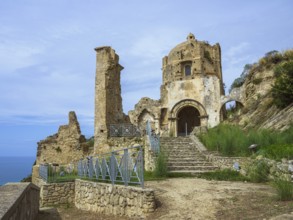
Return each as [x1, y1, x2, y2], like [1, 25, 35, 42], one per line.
[0, 156, 35, 186]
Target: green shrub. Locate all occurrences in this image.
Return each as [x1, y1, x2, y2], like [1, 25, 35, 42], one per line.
[197, 169, 248, 181]
[257, 144, 293, 161]
[252, 78, 262, 84]
[272, 60, 293, 108]
[198, 124, 250, 156]
[153, 151, 168, 178]
[199, 124, 293, 157]
[247, 159, 270, 183]
[273, 179, 293, 201]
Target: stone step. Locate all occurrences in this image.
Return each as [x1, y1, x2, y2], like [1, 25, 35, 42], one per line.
[168, 170, 213, 174]
[168, 155, 204, 159]
[168, 158, 206, 162]
[167, 161, 213, 166]
[168, 165, 217, 171]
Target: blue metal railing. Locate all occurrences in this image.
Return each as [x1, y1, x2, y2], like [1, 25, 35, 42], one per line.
[146, 120, 160, 154]
[77, 146, 144, 188]
[39, 146, 144, 188]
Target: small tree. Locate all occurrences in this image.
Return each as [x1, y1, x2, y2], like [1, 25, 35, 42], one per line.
[272, 61, 293, 108]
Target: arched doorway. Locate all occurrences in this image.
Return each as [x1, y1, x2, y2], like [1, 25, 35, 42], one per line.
[177, 106, 200, 136]
[220, 100, 244, 121]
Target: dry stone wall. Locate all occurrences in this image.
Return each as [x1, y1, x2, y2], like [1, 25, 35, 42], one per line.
[75, 179, 155, 218]
[40, 182, 75, 207]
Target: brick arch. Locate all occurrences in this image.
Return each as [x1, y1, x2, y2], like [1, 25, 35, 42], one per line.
[170, 99, 208, 118]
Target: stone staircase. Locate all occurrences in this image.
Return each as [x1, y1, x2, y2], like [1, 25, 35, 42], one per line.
[161, 136, 218, 174]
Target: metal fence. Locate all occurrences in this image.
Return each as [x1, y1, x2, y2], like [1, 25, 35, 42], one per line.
[146, 120, 160, 154]
[39, 146, 144, 188]
[77, 146, 144, 187]
[109, 124, 141, 137]
[39, 162, 77, 183]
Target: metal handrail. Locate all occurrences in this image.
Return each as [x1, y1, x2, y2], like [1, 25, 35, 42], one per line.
[146, 120, 160, 154]
[109, 124, 141, 137]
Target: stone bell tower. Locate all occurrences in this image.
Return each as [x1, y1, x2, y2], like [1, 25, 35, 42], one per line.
[94, 46, 124, 152]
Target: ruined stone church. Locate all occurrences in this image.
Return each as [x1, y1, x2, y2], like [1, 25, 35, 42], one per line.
[94, 33, 230, 151]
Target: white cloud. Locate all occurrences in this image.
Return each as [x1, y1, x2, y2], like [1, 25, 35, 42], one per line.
[0, 39, 46, 73]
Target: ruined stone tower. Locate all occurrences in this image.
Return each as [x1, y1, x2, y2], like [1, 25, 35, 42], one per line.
[94, 47, 124, 152]
[129, 33, 225, 136]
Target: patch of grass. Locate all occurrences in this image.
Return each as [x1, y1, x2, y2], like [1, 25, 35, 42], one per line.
[144, 171, 166, 181]
[153, 151, 168, 178]
[257, 144, 293, 161]
[167, 172, 194, 178]
[273, 179, 293, 201]
[197, 169, 249, 181]
[198, 124, 293, 157]
[247, 159, 270, 183]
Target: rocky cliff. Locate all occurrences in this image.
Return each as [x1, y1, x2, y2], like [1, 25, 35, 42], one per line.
[228, 50, 293, 131]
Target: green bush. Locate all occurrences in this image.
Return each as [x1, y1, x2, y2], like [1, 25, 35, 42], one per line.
[272, 60, 293, 108]
[198, 124, 250, 156]
[257, 144, 293, 161]
[199, 124, 293, 157]
[197, 169, 248, 181]
[273, 179, 293, 201]
[247, 159, 270, 183]
[153, 151, 168, 178]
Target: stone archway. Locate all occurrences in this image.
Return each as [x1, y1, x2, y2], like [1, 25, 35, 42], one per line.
[177, 106, 200, 136]
[170, 99, 208, 136]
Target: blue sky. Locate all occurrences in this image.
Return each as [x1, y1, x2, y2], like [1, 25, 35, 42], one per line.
[0, 0, 292, 156]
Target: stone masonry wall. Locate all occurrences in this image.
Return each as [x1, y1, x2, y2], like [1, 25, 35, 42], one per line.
[75, 179, 155, 218]
[40, 182, 75, 207]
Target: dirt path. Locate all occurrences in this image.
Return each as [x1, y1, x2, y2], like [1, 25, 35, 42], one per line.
[145, 178, 293, 220]
[37, 178, 293, 220]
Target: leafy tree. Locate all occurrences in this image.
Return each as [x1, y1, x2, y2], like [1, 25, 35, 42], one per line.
[229, 64, 252, 92]
[272, 61, 293, 108]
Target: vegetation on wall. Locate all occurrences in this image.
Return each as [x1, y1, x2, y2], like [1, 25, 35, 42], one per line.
[204, 50, 213, 63]
[272, 60, 293, 108]
[229, 64, 252, 92]
[198, 124, 293, 157]
[229, 49, 293, 101]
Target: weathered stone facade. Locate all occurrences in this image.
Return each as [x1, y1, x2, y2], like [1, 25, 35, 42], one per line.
[36, 111, 87, 165]
[129, 33, 226, 137]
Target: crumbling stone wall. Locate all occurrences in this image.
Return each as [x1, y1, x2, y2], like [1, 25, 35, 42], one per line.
[36, 111, 87, 165]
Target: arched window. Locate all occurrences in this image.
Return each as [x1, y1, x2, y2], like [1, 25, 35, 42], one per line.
[185, 65, 191, 76]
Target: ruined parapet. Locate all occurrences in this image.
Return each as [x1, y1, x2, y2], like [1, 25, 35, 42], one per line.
[36, 111, 86, 165]
[94, 46, 125, 153]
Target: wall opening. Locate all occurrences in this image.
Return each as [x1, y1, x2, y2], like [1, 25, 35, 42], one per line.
[177, 106, 200, 136]
[220, 100, 244, 121]
[185, 65, 191, 76]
